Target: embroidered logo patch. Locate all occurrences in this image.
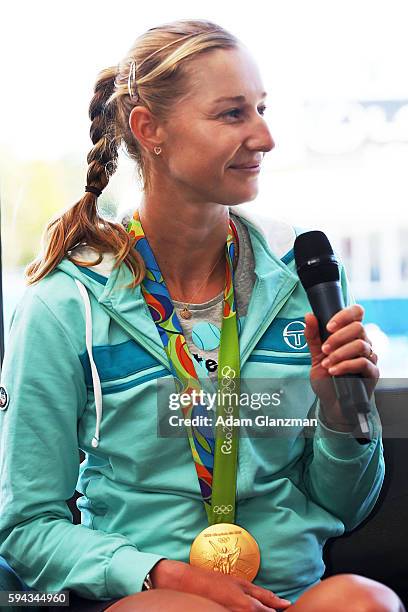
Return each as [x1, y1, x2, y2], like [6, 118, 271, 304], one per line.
[0, 386, 9, 410]
[254, 317, 310, 353]
[283, 320, 307, 350]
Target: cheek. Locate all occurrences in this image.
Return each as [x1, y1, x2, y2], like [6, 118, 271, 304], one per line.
[170, 151, 227, 182]
[190, 128, 235, 170]
[166, 128, 245, 185]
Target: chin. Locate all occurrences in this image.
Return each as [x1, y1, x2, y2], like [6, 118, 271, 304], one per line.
[230, 187, 259, 205]
[209, 183, 259, 206]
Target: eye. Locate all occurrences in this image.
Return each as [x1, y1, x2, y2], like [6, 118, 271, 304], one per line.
[223, 108, 242, 119]
[221, 105, 268, 120]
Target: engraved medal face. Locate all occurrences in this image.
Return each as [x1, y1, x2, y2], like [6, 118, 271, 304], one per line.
[190, 523, 260, 582]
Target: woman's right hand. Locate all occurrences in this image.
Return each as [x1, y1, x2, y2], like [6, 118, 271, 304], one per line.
[150, 559, 292, 611]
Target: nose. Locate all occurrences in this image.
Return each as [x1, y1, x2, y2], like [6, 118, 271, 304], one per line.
[246, 114, 275, 154]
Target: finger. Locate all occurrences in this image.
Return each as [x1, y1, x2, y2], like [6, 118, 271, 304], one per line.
[245, 584, 292, 610]
[303, 313, 323, 355]
[326, 304, 365, 333]
[246, 594, 277, 610]
[321, 338, 374, 369]
[323, 356, 379, 378]
[321, 320, 367, 354]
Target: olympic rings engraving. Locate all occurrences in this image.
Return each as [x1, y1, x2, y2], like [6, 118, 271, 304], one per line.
[213, 504, 233, 514]
[220, 365, 237, 392]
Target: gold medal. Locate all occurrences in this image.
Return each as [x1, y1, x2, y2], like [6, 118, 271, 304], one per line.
[190, 522, 260, 582]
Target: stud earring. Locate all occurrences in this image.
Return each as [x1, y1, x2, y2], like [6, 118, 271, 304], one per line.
[153, 146, 162, 155]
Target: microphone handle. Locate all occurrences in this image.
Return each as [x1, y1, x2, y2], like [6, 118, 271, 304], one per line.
[306, 281, 371, 444]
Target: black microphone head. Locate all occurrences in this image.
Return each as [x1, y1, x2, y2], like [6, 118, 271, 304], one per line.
[294, 230, 340, 289]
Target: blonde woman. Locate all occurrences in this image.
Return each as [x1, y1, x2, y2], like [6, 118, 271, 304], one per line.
[0, 19, 404, 612]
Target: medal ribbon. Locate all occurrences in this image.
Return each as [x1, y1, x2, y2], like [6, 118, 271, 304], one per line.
[127, 209, 240, 525]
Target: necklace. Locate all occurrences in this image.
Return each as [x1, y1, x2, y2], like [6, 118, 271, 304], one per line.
[178, 229, 240, 320]
[178, 249, 225, 320]
[136, 209, 239, 320]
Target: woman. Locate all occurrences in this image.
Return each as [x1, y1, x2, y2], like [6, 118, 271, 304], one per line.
[0, 18, 404, 612]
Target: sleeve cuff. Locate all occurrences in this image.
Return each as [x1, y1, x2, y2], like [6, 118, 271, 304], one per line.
[106, 545, 167, 598]
[316, 404, 381, 459]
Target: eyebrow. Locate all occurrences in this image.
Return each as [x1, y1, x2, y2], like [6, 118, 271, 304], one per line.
[211, 92, 268, 105]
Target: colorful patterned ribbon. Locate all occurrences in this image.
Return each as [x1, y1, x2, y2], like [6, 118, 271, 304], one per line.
[127, 209, 240, 524]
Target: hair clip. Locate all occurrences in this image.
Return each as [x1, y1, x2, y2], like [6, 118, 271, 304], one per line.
[127, 59, 138, 100]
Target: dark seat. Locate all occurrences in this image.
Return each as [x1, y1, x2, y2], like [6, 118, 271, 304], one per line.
[68, 388, 408, 606]
[322, 387, 408, 605]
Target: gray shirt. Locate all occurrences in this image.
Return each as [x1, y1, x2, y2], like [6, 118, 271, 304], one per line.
[172, 212, 256, 383]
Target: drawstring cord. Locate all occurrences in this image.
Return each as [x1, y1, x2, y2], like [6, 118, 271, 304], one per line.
[74, 279, 102, 448]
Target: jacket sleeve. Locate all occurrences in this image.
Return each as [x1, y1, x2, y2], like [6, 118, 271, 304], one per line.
[299, 260, 385, 532]
[0, 290, 166, 600]
[301, 398, 384, 532]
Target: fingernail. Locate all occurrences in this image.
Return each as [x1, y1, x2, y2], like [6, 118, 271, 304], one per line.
[328, 366, 338, 374]
[321, 343, 331, 353]
[327, 321, 337, 331]
[321, 358, 330, 367]
[280, 599, 292, 605]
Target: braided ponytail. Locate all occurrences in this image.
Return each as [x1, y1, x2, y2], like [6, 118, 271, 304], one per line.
[25, 66, 145, 288]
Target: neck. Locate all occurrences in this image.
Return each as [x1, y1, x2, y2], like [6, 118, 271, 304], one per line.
[137, 195, 231, 301]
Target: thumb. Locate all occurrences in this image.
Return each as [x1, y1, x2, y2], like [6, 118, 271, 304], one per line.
[304, 313, 323, 357]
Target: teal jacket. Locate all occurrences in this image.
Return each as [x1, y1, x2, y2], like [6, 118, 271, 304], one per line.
[0, 207, 384, 604]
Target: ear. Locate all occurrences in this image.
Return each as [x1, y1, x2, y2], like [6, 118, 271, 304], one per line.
[129, 106, 166, 152]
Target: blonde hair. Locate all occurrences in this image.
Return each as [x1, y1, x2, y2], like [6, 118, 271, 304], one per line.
[25, 19, 239, 287]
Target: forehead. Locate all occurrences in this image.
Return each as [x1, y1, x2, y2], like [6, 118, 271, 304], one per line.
[182, 46, 265, 105]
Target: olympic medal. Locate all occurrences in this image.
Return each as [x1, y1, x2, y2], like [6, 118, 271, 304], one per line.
[190, 522, 260, 582]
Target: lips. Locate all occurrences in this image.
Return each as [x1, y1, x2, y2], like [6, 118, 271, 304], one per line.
[229, 159, 262, 169]
[230, 164, 260, 169]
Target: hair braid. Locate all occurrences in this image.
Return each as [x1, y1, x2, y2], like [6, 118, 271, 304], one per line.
[87, 68, 119, 194]
[25, 67, 145, 288]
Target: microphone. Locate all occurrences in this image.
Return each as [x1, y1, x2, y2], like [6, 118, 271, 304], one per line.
[294, 230, 371, 444]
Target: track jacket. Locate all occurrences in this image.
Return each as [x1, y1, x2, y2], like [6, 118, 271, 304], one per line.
[0, 205, 384, 604]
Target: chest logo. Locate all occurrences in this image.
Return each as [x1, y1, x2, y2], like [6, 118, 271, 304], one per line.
[283, 320, 307, 350]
